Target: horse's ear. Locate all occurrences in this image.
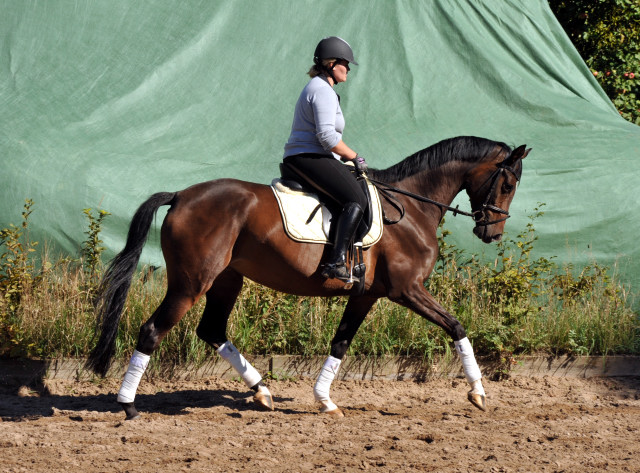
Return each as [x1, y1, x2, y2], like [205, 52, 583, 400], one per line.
[505, 145, 530, 164]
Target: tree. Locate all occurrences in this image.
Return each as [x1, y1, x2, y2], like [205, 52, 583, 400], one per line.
[549, 0, 640, 125]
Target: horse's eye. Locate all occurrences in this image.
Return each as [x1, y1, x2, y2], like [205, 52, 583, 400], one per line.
[502, 183, 514, 193]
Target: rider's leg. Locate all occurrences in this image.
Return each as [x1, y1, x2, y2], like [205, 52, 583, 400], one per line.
[282, 155, 368, 281]
[320, 201, 363, 280]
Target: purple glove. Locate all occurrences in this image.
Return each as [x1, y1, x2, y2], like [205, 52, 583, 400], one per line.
[353, 155, 368, 175]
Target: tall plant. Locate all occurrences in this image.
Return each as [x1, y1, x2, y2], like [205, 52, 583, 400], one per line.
[0, 199, 39, 314]
[81, 208, 110, 287]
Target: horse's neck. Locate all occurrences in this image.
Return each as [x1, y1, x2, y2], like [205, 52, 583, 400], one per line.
[397, 163, 467, 208]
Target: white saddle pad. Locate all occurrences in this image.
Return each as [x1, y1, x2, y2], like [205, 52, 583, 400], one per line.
[271, 178, 383, 247]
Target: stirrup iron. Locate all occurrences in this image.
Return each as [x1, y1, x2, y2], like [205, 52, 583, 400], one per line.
[321, 262, 359, 284]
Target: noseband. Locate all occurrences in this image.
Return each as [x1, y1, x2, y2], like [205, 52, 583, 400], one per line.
[368, 159, 521, 226]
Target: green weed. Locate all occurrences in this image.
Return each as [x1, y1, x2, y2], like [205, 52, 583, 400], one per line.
[81, 208, 110, 288]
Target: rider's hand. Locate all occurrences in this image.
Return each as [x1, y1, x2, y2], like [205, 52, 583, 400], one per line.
[353, 155, 368, 175]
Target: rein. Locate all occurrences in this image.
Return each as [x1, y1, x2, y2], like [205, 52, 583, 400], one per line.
[366, 176, 472, 224]
[366, 161, 520, 226]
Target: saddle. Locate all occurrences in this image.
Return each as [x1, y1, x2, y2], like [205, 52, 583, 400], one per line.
[271, 162, 384, 293]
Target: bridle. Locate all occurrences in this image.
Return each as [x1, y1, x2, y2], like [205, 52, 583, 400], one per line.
[367, 158, 521, 227]
[470, 160, 521, 227]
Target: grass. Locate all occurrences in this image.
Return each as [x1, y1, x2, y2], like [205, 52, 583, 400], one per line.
[0, 200, 638, 369]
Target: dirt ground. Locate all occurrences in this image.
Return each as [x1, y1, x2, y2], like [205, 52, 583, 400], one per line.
[1, 374, 639, 473]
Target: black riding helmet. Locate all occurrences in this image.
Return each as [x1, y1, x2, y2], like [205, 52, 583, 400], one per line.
[314, 36, 358, 66]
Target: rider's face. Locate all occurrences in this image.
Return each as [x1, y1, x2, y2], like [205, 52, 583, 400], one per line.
[331, 60, 350, 84]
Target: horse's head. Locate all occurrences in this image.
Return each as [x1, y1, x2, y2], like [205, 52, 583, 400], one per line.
[466, 145, 530, 243]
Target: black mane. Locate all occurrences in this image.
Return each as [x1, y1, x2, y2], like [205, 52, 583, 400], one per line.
[369, 136, 511, 183]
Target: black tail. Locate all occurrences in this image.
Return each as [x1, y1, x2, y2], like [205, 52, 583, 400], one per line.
[86, 192, 176, 376]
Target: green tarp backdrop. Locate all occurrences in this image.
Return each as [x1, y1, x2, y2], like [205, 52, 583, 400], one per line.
[2, 1, 640, 293]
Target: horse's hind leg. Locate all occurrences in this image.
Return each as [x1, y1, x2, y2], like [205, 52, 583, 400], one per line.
[118, 288, 198, 420]
[196, 268, 274, 411]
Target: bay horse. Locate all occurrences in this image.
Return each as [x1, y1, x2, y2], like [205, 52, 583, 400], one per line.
[87, 136, 529, 420]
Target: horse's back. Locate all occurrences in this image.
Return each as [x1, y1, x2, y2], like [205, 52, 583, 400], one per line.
[161, 178, 335, 294]
[170, 178, 265, 212]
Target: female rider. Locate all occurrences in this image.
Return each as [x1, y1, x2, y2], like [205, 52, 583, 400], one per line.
[283, 36, 368, 282]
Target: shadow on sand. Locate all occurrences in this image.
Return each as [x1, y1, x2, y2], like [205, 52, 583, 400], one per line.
[0, 359, 303, 421]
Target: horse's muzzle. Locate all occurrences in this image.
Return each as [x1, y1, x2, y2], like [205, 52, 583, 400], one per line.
[473, 225, 502, 243]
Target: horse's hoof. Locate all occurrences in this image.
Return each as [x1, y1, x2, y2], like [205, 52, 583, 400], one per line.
[318, 400, 344, 417]
[253, 385, 274, 411]
[323, 407, 345, 418]
[467, 391, 487, 412]
[119, 402, 141, 420]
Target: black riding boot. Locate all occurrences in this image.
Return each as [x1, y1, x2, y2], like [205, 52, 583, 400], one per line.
[321, 202, 364, 282]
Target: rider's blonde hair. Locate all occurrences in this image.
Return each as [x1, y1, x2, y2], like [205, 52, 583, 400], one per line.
[307, 58, 336, 78]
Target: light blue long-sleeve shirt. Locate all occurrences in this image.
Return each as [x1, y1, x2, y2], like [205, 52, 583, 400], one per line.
[283, 75, 344, 160]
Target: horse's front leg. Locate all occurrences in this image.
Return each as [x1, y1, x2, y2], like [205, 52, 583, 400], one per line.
[391, 283, 486, 411]
[314, 295, 378, 416]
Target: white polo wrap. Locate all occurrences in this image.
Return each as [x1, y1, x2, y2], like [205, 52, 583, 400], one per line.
[454, 337, 482, 384]
[314, 355, 342, 404]
[217, 341, 262, 388]
[117, 350, 150, 403]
